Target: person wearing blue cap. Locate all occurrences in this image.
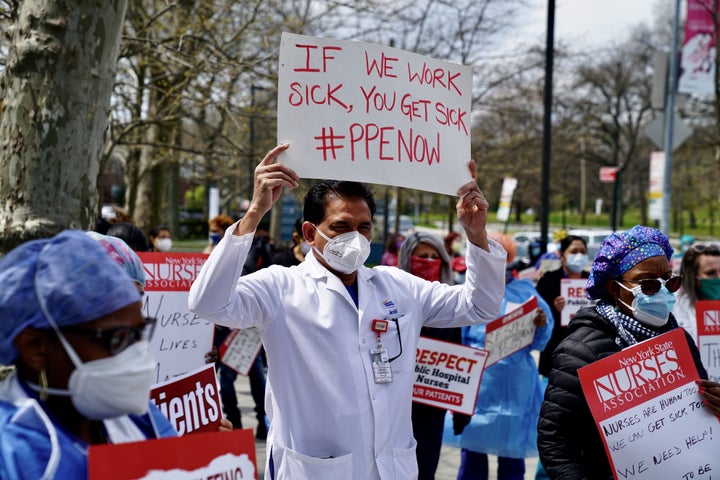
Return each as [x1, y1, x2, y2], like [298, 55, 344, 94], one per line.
[537, 225, 720, 479]
[0, 230, 176, 479]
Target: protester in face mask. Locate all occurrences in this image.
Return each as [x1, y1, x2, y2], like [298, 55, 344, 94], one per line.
[537, 225, 720, 479]
[0, 231, 177, 479]
[149, 225, 173, 252]
[189, 144, 506, 480]
[674, 243, 720, 344]
[536, 235, 589, 378]
[203, 214, 235, 254]
[396, 231, 466, 479]
[380, 232, 406, 267]
[445, 232, 552, 480]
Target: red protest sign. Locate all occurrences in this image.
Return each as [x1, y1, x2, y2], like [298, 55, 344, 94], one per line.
[696, 300, 720, 383]
[149, 363, 222, 435]
[413, 337, 488, 415]
[578, 329, 720, 480]
[88, 428, 257, 480]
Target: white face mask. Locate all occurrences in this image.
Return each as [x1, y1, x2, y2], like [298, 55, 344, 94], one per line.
[155, 238, 172, 252]
[30, 339, 156, 420]
[299, 241, 311, 255]
[565, 253, 589, 273]
[312, 225, 371, 274]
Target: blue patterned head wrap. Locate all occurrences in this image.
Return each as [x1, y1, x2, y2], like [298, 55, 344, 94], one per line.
[586, 225, 673, 300]
[86, 231, 146, 288]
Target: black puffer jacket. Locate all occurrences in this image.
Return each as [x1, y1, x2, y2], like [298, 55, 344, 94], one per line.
[537, 306, 707, 480]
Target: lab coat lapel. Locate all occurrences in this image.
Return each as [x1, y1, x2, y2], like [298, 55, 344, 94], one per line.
[303, 250, 361, 309]
[357, 266, 376, 319]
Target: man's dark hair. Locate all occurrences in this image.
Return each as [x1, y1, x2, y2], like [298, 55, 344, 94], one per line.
[107, 222, 149, 252]
[303, 181, 376, 225]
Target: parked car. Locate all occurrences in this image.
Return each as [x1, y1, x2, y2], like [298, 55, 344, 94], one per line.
[511, 231, 552, 259]
[568, 229, 617, 260]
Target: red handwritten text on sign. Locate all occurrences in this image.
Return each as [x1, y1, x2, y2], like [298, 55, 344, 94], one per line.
[278, 32, 473, 196]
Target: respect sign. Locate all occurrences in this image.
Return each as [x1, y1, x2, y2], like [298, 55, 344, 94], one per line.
[560, 278, 596, 326]
[277, 32, 473, 196]
[138, 253, 214, 383]
[484, 297, 538, 366]
[696, 300, 720, 383]
[413, 336, 488, 415]
[578, 328, 720, 480]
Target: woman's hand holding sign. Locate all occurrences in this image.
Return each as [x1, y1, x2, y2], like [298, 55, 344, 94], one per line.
[696, 379, 720, 418]
[456, 159, 490, 252]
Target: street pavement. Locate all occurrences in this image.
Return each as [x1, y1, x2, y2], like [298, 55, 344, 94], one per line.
[233, 374, 539, 480]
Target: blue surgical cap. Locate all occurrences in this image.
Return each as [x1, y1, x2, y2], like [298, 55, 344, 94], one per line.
[86, 231, 146, 288]
[586, 225, 673, 300]
[0, 230, 141, 364]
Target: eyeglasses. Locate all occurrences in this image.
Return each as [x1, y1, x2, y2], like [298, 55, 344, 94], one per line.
[61, 317, 156, 355]
[620, 275, 682, 296]
[691, 244, 720, 254]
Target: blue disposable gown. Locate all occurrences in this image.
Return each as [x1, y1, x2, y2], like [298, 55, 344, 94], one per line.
[443, 278, 553, 458]
[0, 373, 177, 480]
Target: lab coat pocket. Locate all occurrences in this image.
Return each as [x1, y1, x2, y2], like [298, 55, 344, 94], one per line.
[392, 442, 419, 479]
[277, 448, 353, 480]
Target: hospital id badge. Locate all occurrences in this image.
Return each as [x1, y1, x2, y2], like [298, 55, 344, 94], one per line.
[370, 347, 393, 384]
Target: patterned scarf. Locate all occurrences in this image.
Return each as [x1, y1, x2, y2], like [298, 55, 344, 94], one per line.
[596, 300, 679, 349]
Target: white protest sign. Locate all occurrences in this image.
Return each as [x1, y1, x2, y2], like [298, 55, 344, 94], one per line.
[696, 300, 720, 383]
[578, 328, 720, 480]
[219, 328, 263, 376]
[496, 177, 517, 222]
[484, 297, 538, 366]
[561, 278, 596, 327]
[277, 32, 473, 196]
[413, 337, 488, 415]
[138, 252, 215, 384]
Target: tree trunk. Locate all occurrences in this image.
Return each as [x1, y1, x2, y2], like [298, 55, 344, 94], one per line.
[0, 0, 128, 252]
[0, 0, 127, 251]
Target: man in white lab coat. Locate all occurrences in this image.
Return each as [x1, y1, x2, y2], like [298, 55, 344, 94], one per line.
[189, 144, 506, 480]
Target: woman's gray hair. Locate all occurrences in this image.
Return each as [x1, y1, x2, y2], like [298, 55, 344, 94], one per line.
[397, 231, 455, 285]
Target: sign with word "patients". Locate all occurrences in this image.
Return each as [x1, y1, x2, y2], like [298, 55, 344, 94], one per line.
[578, 328, 720, 480]
[413, 337, 488, 415]
[277, 32, 473, 196]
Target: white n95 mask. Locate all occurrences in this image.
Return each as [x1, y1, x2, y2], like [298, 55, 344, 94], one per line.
[312, 225, 371, 274]
[31, 339, 157, 420]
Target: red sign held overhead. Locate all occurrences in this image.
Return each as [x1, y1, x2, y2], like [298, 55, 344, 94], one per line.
[599, 166, 618, 183]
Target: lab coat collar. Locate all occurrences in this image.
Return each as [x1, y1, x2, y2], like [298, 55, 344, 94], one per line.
[303, 249, 376, 312]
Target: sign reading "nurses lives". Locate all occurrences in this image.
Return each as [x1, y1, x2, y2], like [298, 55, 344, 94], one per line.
[138, 252, 214, 384]
[578, 328, 720, 480]
[277, 32, 473, 196]
[413, 337, 488, 415]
